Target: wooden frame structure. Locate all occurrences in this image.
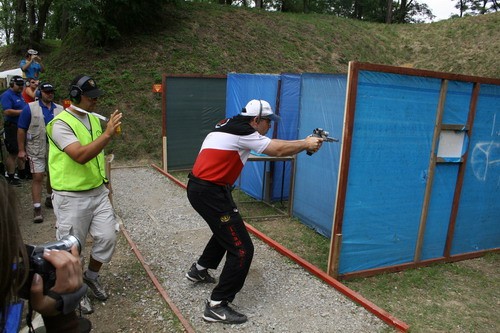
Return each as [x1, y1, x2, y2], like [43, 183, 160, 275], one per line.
[328, 61, 500, 279]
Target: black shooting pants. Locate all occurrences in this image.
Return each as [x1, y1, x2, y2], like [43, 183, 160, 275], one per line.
[187, 176, 254, 303]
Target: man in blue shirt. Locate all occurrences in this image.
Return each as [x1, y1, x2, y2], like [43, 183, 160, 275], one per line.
[18, 82, 63, 222]
[20, 49, 45, 80]
[1, 75, 28, 186]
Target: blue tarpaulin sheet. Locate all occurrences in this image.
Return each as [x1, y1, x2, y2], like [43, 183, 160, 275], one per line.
[336, 71, 500, 274]
[271, 73, 301, 199]
[452, 83, 500, 254]
[226, 73, 299, 201]
[293, 73, 346, 236]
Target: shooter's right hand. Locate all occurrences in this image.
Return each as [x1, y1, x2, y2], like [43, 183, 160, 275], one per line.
[305, 136, 323, 154]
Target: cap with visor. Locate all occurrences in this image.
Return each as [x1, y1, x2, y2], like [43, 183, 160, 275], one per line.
[240, 99, 280, 122]
[70, 75, 104, 99]
[39, 82, 55, 92]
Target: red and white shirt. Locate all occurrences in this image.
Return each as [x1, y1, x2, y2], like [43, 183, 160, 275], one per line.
[192, 117, 271, 186]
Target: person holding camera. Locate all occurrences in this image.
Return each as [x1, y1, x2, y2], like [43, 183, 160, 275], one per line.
[0, 177, 90, 333]
[1, 75, 29, 186]
[18, 82, 64, 223]
[185, 99, 323, 324]
[46, 74, 122, 314]
[20, 49, 44, 81]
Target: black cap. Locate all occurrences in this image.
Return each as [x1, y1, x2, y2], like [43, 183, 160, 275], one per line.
[11, 75, 25, 86]
[39, 82, 55, 92]
[71, 75, 104, 98]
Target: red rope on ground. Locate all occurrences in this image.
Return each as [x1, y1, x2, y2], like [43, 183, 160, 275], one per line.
[151, 163, 409, 332]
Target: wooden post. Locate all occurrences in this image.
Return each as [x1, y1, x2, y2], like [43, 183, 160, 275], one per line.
[444, 82, 480, 257]
[328, 61, 358, 278]
[414, 79, 448, 262]
[162, 136, 167, 172]
[328, 233, 343, 278]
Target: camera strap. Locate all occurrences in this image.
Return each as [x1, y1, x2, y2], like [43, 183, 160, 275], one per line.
[26, 302, 35, 333]
[46, 284, 88, 315]
[24, 284, 88, 332]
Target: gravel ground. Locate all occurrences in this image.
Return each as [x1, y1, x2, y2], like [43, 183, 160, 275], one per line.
[112, 166, 389, 333]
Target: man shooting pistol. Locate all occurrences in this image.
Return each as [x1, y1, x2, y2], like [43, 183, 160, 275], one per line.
[307, 128, 339, 155]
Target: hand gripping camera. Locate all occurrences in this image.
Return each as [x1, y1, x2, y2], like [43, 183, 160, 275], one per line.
[18, 235, 81, 299]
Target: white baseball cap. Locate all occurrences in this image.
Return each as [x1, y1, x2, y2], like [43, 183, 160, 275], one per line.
[241, 99, 280, 122]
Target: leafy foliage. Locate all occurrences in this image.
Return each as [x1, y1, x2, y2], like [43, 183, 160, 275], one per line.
[61, 0, 170, 46]
[453, 0, 499, 17]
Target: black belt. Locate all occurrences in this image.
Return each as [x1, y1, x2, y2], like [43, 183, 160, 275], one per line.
[188, 173, 224, 188]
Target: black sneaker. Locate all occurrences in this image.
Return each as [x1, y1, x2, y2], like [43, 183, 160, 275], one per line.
[185, 263, 216, 283]
[202, 300, 247, 324]
[7, 177, 21, 187]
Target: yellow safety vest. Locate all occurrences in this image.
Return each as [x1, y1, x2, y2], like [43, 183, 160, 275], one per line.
[47, 110, 108, 191]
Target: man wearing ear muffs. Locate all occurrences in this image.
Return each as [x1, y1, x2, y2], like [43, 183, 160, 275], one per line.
[18, 82, 64, 223]
[1, 75, 29, 186]
[46, 74, 122, 315]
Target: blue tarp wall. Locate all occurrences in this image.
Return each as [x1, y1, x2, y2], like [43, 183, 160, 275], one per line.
[335, 69, 500, 275]
[452, 83, 500, 254]
[292, 74, 346, 236]
[226, 73, 300, 201]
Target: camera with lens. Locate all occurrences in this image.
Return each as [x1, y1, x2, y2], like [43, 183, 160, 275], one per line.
[18, 235, 81, 299]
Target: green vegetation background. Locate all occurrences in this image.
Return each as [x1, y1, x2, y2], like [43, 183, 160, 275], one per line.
[1, 3, 499, 164]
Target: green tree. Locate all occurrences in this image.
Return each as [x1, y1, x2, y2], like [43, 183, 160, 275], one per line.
[0, 0, 15, 44]
[63, 0, 170, 46]
[8, 0, 52, 49]
[453, 0, 499, 17]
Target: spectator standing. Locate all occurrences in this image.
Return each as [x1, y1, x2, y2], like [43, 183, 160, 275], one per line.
[185, 99, 323, 324]
[20, 49, 44, 80]
[22, 78, 39, 103]
[18, 82, 64, 223]
[1, 75, 28, 186]
[46, 74, 122, 314]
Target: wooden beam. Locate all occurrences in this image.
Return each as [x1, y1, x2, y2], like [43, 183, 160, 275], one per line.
[329, 233, 342, 278]
[441, 124, 469, 131]
[328, 61, 359, 277]
[339, 247, 500, 280]
[348, 61, 500, 85]
[444, 82, 481, 257]
[414, 79, 448, 262]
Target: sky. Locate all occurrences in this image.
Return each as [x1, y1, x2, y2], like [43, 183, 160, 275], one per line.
[424, 0, 459, 21]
